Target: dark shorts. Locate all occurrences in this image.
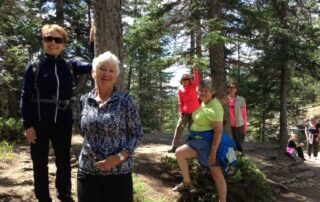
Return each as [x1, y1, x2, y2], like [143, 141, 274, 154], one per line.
[187, 139, 221, 170]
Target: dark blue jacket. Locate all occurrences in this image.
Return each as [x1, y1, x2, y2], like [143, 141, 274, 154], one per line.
[20, 54, 92, 129]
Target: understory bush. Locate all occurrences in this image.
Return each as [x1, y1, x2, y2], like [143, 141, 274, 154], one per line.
[161, 153, 275, 202]
[0, 117, 23, 141]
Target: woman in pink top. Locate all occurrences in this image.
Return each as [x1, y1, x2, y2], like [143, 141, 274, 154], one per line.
[228, 81, 247, 153]
[168, 65, 200, 153]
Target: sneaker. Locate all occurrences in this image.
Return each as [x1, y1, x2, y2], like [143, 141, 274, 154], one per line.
[173, 181, 194, 191]
[167, 147, 176, 153]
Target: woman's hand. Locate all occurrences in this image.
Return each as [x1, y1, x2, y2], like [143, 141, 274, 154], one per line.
[95, 155, 121, 171]
[208, 151, 216, 166]
[192, 64, 197, 71]
[24, 127, 36, 144]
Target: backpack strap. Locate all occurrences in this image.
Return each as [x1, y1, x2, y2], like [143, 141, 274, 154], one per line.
[32, 61, 42, 121]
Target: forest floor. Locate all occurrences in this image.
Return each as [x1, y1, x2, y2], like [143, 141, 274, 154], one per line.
[0, 133, 320, 202]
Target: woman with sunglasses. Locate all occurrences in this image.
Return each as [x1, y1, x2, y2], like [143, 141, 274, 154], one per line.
[227, 81, 247, 153]
[168, 65, 200, 153]
[21, 24, 91, 202]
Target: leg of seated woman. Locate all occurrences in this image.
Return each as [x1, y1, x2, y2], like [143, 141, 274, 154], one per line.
[296, 146, 305, 159]
[175, 144, 198, 182]
[210, 166, 227, 202]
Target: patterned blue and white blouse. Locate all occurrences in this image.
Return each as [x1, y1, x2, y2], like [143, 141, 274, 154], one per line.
[76, 88, 143, 175]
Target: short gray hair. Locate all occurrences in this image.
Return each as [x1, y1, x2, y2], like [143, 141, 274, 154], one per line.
[92, 51, 120, 76]
[198, 79, 215, 94]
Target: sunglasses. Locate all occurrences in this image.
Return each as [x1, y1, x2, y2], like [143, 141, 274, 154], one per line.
[182, 78, 190, 81]
[43, 36, 65, 44]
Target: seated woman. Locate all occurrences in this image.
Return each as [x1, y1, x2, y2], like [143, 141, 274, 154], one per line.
[287, 133, 305, 160]
[173, 80, 236, 202]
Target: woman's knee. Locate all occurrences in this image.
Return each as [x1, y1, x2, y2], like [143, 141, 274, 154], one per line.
[210, 167, 225, 182]
[175, 146, 185, 159]
[175, 145, 196, 159]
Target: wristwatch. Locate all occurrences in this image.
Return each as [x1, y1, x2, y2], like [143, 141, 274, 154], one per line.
[117, 153, 125, 161]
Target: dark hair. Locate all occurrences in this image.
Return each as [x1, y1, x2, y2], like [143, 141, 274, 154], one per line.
[227, 80, 238, 89]
[228, 80, 238, 96]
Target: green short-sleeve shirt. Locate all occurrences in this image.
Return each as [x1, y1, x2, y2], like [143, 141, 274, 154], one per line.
[190, 98, 224, 131]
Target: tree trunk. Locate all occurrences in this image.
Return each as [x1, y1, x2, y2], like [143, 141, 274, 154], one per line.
[190, 30, 195, 56]
[207, 0, 231, 135]
[93, 0, 123, 90]
[274, 0, 289, 150]
[126, 65, 133, 92]
[159, 71, 164, 133]
[56, 0, 64, 26]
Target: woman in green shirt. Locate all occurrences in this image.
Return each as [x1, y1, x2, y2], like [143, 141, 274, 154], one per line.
[173, 81, 230, 202]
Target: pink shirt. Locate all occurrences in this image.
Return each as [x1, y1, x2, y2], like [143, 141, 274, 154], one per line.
[229, 98, 236, 126]
[178, 70, 200, 114]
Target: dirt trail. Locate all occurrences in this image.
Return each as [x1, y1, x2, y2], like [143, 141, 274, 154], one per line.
[0, 134, 181, 202]
[1, 134, 320, 202]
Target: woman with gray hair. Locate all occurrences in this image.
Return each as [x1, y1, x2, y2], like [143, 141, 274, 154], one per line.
[76, 51, 143, 202]
[173, 80, 236, 202]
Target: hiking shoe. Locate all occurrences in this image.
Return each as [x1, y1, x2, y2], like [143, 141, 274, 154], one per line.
[173, 181, 194, 191]
[167, 147, 176, 153]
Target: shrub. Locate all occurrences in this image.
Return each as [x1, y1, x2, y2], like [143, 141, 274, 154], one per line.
[0, 140, 14, 162]
[0, 117, 23, 141]
[161, 153, 275, 202]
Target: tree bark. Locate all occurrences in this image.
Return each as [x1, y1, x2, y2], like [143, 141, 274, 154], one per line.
[56, 0, 64, 26]
[207, 0, 231, 134]
[93, 0, 123, 90]
[277, 0, 289, 150]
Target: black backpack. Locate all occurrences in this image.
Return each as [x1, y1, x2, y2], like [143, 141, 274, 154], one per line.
[32, 58, 89, 96]
[31, 58, 89, 120]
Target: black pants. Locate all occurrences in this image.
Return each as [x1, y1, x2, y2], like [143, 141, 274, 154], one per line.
[30, 121, 72, 202]
[231, 126, 245, 153]
[296, 146, 305, 159]
[307, 135, 319, 157]
[77, 172, 133, 202]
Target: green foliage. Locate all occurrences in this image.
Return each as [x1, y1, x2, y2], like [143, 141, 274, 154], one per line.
[0, 140, 14, 162]
[0, 117, 23, 141]
[226, 155, 275, 202]
[161, 154, 275, 202]
[123, 2, 175, 133]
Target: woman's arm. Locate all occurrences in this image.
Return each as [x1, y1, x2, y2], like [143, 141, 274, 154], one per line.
[241, 103, 247, 134]
[70, 58, 92, 74]
[208, 121, 223, 165]
[190, 66, 199, 88]
[122, 95, 144, 154]
[178, 90, 183, 114]
[96, 95, 143, 171]
[305, 126, 308, 141]
[21, 64, 35, 130]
